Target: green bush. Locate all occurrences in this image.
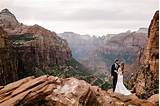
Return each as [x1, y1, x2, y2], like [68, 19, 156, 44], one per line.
[101, 82, 112, 90]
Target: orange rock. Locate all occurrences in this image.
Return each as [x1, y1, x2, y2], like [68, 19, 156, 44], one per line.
[131, 10, 159, 99]
[0, 75, 158, 106]
[0, 76, 34, 95]
[147, 94, 159, 105]
[11, 75, 48, 96]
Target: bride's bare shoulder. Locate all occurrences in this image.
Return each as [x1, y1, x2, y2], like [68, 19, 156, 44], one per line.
[118, 67, 122, 71]
[118, 68, 123, 74]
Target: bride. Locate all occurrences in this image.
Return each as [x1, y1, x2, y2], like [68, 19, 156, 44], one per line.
[114, 62, 131, 95]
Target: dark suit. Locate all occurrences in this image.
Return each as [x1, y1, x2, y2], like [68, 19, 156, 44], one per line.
[111, 63, 119, 92]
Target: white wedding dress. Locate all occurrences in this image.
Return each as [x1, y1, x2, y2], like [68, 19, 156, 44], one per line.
[115, 68, 131, 95]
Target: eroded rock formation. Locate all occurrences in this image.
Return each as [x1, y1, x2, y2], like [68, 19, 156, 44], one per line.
[59, 29, 148, 86]
[0, 8, 19, 29]
[0, 27, 18, 85]
[0, 75, 158, 106]
[0, 9, 72, 79]
[143, 10, 159, 76]
[8, 24, 72, 78]
[131, 10, 159, 99]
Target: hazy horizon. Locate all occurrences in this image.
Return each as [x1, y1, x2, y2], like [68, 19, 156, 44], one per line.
[0, 0, 158, 36]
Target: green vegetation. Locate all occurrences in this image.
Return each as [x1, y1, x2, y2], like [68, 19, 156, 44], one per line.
[98, 52, 137, 67]
[45, 58, 91, 79]
[8, 33, 36, 45]
[7, 33, 115, 91]
[101, 82, 112, 90]
[31, 58, 111, 90]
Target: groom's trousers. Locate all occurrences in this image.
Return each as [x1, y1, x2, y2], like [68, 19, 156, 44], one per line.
[113, 76, 118, 92]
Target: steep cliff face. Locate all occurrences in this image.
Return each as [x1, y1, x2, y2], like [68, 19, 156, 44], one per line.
[132, 11, 159, 99]
[8, 25, 72, 77]
[59, 30, 147, 75]
[0, 27, 18, 85]
[0, 9, 72, 79]
[143, 10, 159, 76]
[59, 30, 147, 88]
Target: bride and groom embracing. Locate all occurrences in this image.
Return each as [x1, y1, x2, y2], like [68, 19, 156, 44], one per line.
[111, 59, 131, 95]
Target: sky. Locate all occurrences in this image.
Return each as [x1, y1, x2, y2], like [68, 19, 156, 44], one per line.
[0, 0, 159, 36]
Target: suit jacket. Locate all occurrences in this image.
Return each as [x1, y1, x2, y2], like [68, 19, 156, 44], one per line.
[111, 63, 119, 77]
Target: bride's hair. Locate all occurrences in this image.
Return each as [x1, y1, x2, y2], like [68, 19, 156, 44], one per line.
[120, 62, 124, 73]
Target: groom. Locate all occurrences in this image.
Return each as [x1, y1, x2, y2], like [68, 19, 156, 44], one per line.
[111, 59, 120, 92]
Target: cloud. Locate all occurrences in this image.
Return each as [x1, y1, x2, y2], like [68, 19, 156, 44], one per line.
[0, 0, 158, 36]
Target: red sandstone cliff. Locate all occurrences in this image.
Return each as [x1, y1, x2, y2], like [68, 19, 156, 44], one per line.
[143, 10, 159, 76]
[131, 10, 159, 99]
[0, 9, 72, 84]
[0, 27, 18, 85]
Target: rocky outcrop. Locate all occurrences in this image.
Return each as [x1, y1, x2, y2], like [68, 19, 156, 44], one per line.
[131, 11, 159, 99]
[143, 10, 159, 76]
[0, 9, 72, 79]
[0, 8, 19, 29]
[9, 25, 72, 78]
[0, 75, 157, 106]
[0, 27, 18, 85]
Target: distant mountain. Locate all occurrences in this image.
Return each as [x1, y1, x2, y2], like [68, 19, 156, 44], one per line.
[59, 32, 96, 60]
[59, 32, 110, 74]
[59, 32, 112, 59]
[59, 29, 148, 75]
[98, 29, 147, 67]
[136, 28, 148, 33]
[0, 8, 19, 28]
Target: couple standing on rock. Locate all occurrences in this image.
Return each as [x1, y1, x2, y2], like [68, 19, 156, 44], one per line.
[111, 59, 131, 95]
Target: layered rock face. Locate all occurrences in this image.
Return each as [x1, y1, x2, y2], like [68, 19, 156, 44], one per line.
[59, 29, 147, 88]
[0, 75, 158, 106]
[143, 11, 159, 76]
[132, 11, 159, 99]
[0, 27, 18, 85]
[0, 9, 72, 79]
[59, 30, 147, 78]
[9, 25, 72, 78]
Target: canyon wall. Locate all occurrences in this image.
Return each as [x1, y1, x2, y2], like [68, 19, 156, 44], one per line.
[132, 10, 159, 99]
[0, 9, 72, 84]
[143, 10, 159, 76]
[0, 27, 18, 85]
[59, 29, 147, 79]
[8, 25, 72, 78]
